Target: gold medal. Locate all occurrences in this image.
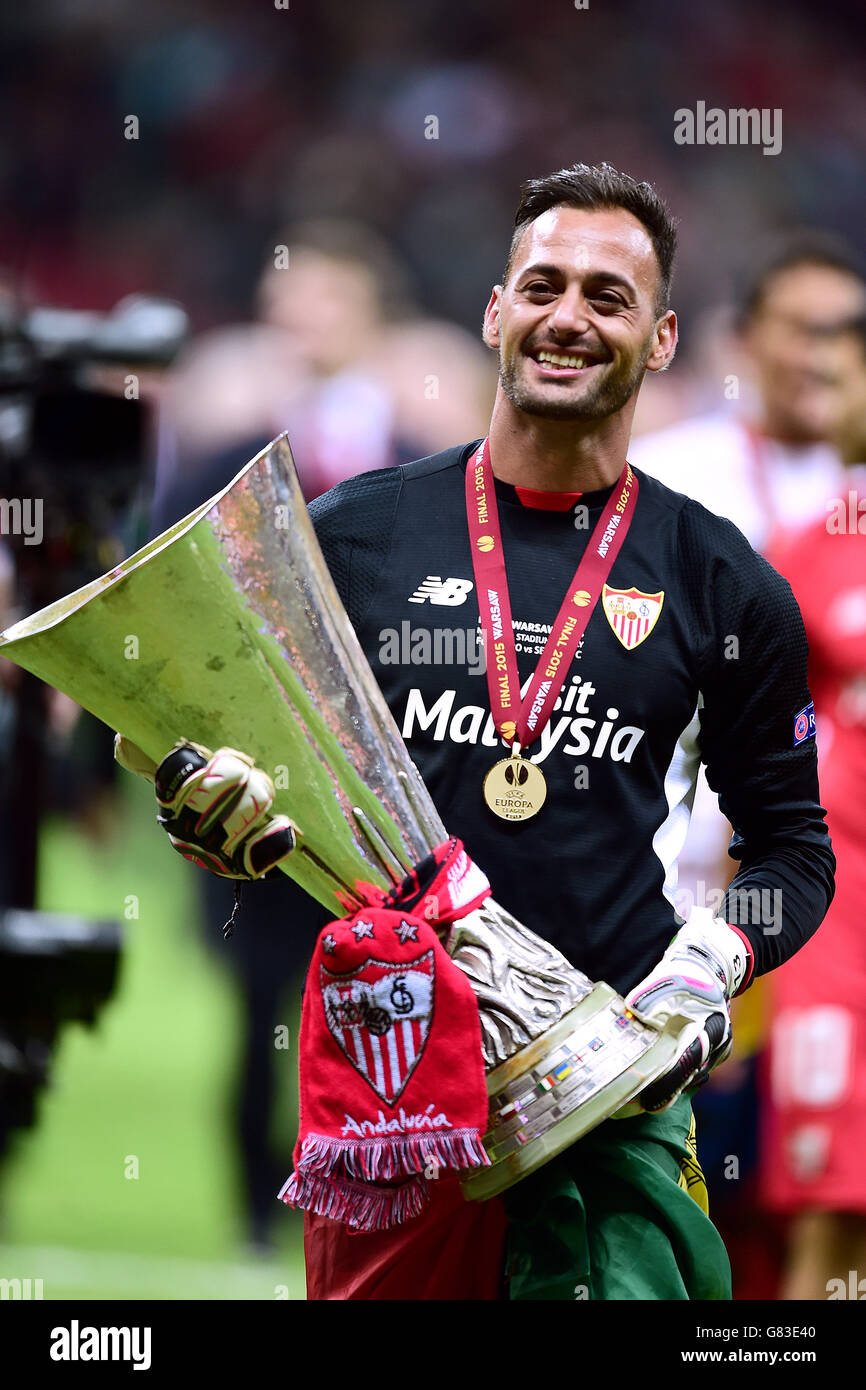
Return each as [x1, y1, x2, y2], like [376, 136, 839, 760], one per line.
[483, 745, 548, 822]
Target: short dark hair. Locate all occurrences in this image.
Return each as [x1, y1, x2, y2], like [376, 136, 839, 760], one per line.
[503, 162, 678, 317]
[738, 231, 866, 326]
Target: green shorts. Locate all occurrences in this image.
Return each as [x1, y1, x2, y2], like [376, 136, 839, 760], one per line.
[502, 1095, 732, 1300]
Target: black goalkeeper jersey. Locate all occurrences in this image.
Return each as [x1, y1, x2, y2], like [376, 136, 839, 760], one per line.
[309, 438, 835, 997]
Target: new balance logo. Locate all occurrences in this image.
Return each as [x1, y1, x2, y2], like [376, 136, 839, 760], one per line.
[408, 577, 474, 606]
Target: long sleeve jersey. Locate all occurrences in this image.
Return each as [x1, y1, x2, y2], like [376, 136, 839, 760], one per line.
[308, 438, 835, 997]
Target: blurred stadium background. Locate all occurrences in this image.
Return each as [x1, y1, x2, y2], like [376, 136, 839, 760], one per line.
[0, 0, 864, 1300]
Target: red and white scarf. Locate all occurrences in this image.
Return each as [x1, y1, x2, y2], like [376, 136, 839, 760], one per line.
[279, 838, 492, 1231]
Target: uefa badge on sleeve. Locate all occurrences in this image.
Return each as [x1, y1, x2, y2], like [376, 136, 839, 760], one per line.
[793, 702, 817, 747]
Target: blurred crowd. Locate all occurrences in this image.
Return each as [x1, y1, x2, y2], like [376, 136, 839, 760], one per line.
[1, 0, 865, 1295]
[633, 238, 866, 1302]
[2, 0, 864, 334]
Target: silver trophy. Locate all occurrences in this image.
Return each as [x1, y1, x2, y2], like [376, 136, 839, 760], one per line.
[0, 434, 688, 1199]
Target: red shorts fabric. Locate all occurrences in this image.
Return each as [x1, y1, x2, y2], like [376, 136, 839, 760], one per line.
[761, 829, 866, 1212]
[303, 1176, 508, 1300]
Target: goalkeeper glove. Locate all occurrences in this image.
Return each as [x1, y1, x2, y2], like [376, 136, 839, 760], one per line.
[621, 907, 751, 1113]
[115, 735, 296, 880]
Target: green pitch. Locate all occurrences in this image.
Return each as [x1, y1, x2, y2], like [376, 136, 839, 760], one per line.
[0, 772, 306, 1300]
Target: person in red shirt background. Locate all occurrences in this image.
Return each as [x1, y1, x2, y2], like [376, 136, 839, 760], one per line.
[763, 315, 866, 1299]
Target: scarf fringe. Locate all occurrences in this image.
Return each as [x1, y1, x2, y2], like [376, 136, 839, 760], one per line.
[279, 1169, 429, 1233]
[296, 1128, 490, 1182]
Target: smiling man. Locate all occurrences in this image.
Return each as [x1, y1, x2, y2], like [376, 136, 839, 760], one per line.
[482, 184, 676, 495]
[140, 163, 835, 1300]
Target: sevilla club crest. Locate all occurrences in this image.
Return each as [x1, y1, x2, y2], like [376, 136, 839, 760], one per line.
[602, 584, 664, 650]
[321, 951, 434, 1105]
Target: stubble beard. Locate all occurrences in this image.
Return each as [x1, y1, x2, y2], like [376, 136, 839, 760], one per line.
[499, 341, 653, 421]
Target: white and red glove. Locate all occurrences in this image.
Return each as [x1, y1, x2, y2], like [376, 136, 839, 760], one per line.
[115, 735, 297, 880]
[621, 908, 752, 1114]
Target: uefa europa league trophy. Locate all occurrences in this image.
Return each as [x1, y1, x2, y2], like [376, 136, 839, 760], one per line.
[0, 434, 688, 1199]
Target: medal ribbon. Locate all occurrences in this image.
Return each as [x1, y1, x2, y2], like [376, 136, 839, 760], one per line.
[466, 436, 638, 751]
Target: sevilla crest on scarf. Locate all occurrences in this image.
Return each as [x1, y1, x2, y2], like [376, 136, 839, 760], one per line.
[602, 584, 664, 650]
[321, 943, 435, 1105]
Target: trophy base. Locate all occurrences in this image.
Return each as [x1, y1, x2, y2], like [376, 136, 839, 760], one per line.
[461, 985, 688, 1201]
